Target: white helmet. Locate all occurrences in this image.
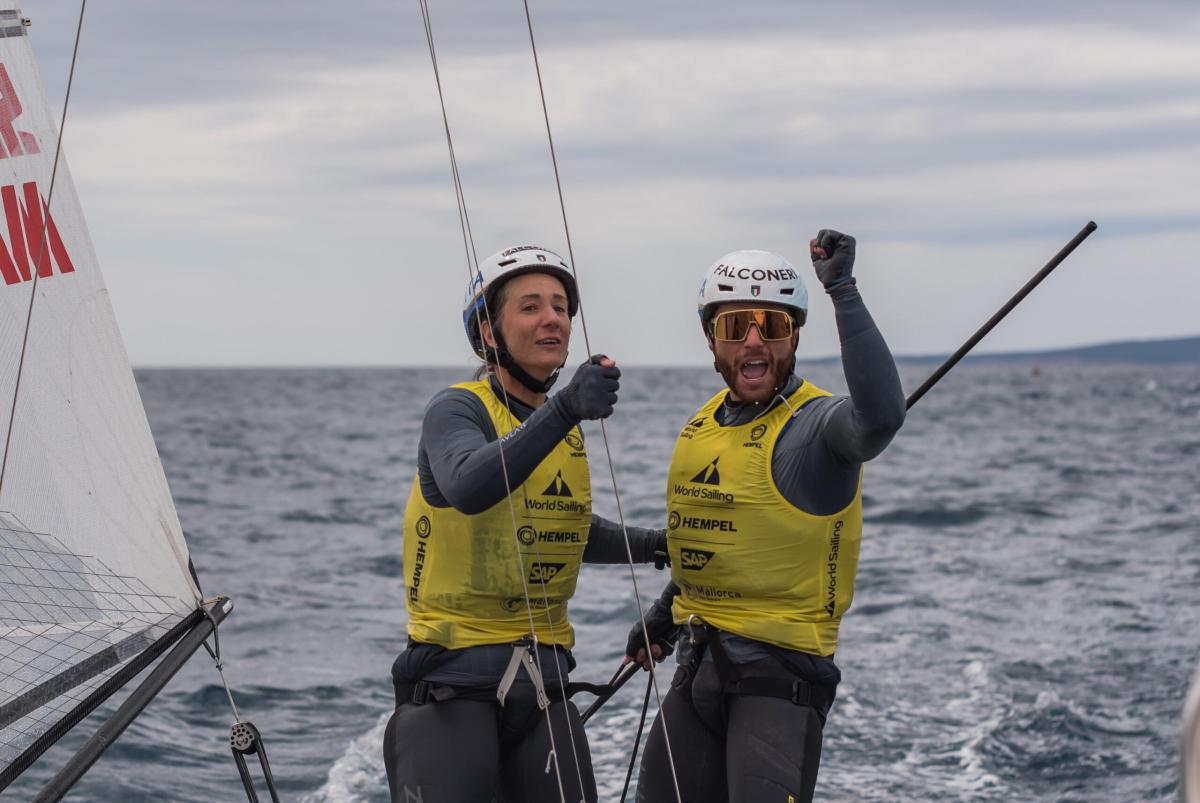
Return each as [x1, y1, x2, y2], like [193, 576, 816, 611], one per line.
[463, 245, 579, 359]
[696, 250, 808, 330]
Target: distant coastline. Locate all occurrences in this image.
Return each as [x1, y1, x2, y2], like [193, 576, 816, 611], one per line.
[131, 336, 1200, 370]
[888, 335, 1200, 365]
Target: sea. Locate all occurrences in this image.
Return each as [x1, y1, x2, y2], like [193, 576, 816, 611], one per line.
[7, 361, 1200, 802]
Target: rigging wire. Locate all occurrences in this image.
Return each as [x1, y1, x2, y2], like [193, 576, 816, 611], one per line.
[415, 1, 578, 798]
[518, 1, 685, 799]
[0, 0, 88, 500]
[620, 671, 654, 803]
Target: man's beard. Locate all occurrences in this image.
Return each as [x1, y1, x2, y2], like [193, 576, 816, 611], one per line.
[714, 351, 796, 403]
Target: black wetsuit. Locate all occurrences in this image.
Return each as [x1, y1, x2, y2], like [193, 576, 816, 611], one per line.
[636, 278, 905, 803]
[385, 377, 663, 803]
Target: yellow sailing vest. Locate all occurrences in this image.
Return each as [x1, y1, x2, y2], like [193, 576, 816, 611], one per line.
[667, 383, 863, 656]
[403, 381, 592, 649]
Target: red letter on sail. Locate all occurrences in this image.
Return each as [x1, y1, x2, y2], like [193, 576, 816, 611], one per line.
[0, 181, 75, 283]
[0, 62, 39, 158]
[19, 182, 74, 277]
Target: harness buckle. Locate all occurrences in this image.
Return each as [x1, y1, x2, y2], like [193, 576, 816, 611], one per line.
[790, 679, 811, 706]
[411, 680, 431, 705]
[497, 637, 550, 710]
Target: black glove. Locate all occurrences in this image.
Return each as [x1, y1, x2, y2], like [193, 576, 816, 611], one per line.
[809, 229, 856, 289]
[652, 530, 669, 570]
[624, 600, 679, 665]
[555, 355, 620, 422]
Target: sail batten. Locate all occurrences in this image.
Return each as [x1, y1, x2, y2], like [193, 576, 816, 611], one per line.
[0, 0, 201, 775]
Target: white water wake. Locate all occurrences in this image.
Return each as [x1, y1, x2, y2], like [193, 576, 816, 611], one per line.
[302, 712, 392, 803]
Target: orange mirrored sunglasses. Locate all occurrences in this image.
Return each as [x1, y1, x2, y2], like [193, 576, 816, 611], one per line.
[709, 308, 795, 342]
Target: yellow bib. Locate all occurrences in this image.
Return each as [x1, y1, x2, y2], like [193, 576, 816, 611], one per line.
[403, 381, 592, 649]
[667, 383, 863, 656]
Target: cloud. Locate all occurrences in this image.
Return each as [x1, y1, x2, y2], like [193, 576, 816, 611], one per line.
[20, 1, 1200, 365]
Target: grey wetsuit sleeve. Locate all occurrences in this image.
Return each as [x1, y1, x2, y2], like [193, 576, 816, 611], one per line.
[819, 279, 906, 463]
[421, 388, 578, 515]
[772, 281, 905, 515]
[582, 516, 665, 564]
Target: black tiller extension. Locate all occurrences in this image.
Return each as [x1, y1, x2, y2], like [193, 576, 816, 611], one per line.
[578, 662, 641, 724]
[906, 221, 1098, 410]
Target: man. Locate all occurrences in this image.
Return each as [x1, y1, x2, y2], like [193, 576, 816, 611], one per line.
[627, 230, 905, 802]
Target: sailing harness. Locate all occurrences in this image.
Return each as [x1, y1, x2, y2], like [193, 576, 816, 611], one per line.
[393, 637, 555, 711]
[675, 617, 836, 724]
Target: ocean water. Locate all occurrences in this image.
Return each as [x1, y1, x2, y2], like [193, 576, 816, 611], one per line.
[7, 362, 1200, 802]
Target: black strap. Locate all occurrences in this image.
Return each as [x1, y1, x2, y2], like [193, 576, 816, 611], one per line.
[702, 625, 738, 685]
[565, 680, 613, 698]
[393, 679, 500, 708]
[692, 625, 835, 713]
[724, 676, 835, 712]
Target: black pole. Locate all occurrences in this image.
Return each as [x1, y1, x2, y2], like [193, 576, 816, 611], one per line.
[905, 221, 1097, 410]
[580, 662, 641, 724]
[33, 597, 234, 803]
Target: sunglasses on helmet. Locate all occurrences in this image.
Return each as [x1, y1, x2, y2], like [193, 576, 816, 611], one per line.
[709, 308, 795, 342]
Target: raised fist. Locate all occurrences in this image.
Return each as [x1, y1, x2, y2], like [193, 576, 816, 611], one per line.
[809, 229, 856, 289]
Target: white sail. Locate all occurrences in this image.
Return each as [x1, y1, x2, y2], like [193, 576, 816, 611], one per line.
[1185, 667, 1200, 803]
[0, 2, 199, 768]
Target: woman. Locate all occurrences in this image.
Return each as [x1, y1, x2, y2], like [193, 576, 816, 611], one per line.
[384, 245, 666, 803]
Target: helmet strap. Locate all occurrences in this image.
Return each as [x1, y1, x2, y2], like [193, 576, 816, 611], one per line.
[488, 332, 562, 395]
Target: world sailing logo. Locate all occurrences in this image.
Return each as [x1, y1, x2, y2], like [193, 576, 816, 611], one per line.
[690, 457, 721, 485]
[673, 456, 734, 504]
[541, 470, 573, 498]
[0, 62, 75, 287]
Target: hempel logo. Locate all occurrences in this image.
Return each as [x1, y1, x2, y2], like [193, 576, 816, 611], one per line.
[744, 423, 769, 450]
[516, 525, 583, 544]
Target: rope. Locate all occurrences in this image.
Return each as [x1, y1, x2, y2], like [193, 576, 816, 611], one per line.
[199, 599, 242, 724]
[517, 2, 684, 800]
[620, 671, 654, 802]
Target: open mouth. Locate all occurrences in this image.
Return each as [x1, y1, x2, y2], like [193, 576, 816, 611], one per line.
[739, 359, 768, 381]
[535, 337, 562, 347]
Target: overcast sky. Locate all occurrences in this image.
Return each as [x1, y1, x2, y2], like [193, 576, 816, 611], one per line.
[26, 0, 1200, 367]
